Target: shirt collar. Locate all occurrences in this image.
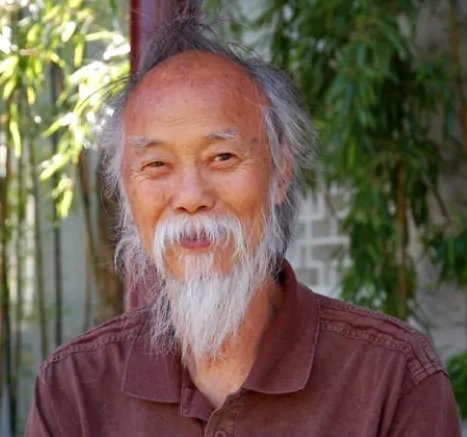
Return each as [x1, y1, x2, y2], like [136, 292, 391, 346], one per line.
[242, 260, 319, 394]
[122, 260, 319, 401]
[122, 315, 182, 403]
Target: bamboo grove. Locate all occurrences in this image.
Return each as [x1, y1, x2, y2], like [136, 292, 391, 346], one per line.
[217, 0, 467, 319]
[0, 0, 128, 433]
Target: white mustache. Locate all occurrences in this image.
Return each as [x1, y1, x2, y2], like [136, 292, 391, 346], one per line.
[153, 214, 246, 265]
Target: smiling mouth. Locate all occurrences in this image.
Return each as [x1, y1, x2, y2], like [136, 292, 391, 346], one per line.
[179, 233, 212, 249]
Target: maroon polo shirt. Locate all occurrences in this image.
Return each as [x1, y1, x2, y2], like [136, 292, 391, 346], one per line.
[26, 263, 461, 436]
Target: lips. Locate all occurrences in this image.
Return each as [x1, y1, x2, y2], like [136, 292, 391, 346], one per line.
[179, 233, 211, 249]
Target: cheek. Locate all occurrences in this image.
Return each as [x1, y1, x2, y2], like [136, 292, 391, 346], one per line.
[218, 167, 272, 221]
[126, 179, 171, 252]
[135, 179, 170, 206]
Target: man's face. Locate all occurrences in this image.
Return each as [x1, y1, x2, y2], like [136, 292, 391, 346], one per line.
[122, 51, 274, 279]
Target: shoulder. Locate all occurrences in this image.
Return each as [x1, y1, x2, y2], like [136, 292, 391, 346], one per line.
[305, 287, 445, 384]
[37, 308, 148, 381]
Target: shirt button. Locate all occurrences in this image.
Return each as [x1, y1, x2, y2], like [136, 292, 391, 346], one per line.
[214, 431, 227, 437]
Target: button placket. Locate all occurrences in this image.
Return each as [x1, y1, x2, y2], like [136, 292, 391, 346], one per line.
[180, 387, 194, 416]
[205, 391, 244, 437]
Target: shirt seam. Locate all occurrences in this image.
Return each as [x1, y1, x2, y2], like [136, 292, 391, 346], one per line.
[317, 295, 424, 338]
[41, 332, 139, 370]
[320, 320, 411, 351]
[398, 370, 447, 399]
[319, 321, 445, 383]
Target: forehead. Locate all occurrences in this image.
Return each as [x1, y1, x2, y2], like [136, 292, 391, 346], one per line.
[123, 51, 266, 138]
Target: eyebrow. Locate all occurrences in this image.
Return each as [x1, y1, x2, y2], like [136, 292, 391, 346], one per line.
[207, 128, 238, 141]
[127, 129, 238, 149]
[127, 136, 163, 148]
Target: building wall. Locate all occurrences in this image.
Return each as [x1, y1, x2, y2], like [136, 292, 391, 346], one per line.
[287, 192, 467, 361]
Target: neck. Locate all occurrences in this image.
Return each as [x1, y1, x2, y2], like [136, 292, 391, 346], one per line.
[188, 276, 283, 408]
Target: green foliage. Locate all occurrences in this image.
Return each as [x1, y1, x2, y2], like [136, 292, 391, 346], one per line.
[447, 351, 467, 419]
[205, 0, 465, 319]
[0, 0, 129, 218]
[431, 215, 467, 288]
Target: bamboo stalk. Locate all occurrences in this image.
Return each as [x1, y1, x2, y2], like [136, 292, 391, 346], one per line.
[396, 159, 409, 320]
[0, 119, 5, 425]
[50, 62, 63, 347]
[448, 0, 467, 154]
[0, 124, 13, 434]
[28, 138, 49, 360]
[95, 161, 123, 322]
[77, 150, 98, 330]
[83, 251, 93, 331]
[447, 0, 467, 350]
[13, 145, 26, 432]
[465, 287, 467, 350]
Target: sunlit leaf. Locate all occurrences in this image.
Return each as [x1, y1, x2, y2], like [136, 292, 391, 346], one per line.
[0, 56, 18, 77]
[85, 31, 115, 42]
[27, 86, 36, 105]
[31, 56, 43, 79]
[61, 21, 77, 43]
[48, 51, 61, 65]
[74, 41, 84, 67]
[9, 118, 21, 157]
[53, 175, 74, 218]
[44, 112, 78, 136]
[3, 77, 17, 99]
[103, 42, 130, 61]
[69, 0, 84, 8]
[43, 4, 61, 22]
[26, 24, 41, 44]
[57, 187, 74, 218]
[39, 153, 70, 180]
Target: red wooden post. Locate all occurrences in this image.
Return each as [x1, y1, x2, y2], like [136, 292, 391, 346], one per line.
[126, 0, 199, 309]
[130, 0, 197, 73]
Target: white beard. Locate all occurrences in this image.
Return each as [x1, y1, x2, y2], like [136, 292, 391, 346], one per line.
[149, 214, 274, 364]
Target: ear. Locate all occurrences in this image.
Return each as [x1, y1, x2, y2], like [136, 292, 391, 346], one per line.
[272, 147, 293, 205]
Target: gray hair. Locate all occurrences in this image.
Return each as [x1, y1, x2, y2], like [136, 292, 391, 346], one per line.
[99, 17, 315, 277]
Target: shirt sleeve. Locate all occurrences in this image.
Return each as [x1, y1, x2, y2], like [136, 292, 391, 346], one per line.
[25, 375, 63, 437]
[387, 371, 462, 437]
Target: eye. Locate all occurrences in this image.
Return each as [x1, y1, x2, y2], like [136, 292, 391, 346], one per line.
[145, 161, 165, 168]
[213, 153, 234, 162]
[141, 160, 168, 176]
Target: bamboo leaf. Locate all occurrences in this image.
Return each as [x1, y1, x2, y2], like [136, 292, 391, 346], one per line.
[61, 21, 77, 43]
[0, 56, 18, 78]
[27, 86, 36, 105]
[3, 77, 17, 99]
[74, 41, 85, 67]
[69, 0, 84, 8]
[85, 31, 115, 42]
[53, 176, 74, 218]
[39, 153, 70, 180]
[48, 51, 61, 65]
[44, 112, 78, 136]
[26, 24, 42, 44]
[9, 118, 21, 157]
[43, 4, 61, 21]
[57, 188, 74, 218]
[31, 56, 44, 79]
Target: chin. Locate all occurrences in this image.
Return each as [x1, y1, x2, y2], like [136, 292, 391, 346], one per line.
[167, 249, 238, 283]
[168, 252, 216, 281]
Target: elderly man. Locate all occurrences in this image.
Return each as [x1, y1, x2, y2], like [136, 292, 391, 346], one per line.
[27, 19, 461, 437]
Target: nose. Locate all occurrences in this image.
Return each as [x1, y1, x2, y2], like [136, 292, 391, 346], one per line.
[171, 165, 215, 214]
